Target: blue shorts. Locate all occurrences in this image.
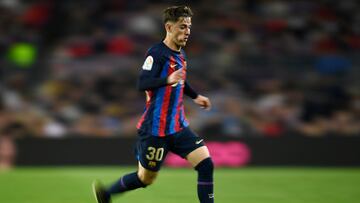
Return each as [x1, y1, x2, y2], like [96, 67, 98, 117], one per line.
[135, 127, 205, 171]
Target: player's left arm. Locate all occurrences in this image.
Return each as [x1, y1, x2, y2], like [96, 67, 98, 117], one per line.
[185, 81, 211, 110]
[182, 50, 211, 110]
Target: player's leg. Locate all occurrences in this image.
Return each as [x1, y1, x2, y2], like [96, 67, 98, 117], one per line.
[171, 128, 214, 203]
[137, 161, 158, 185]
[105, 165, 149, 195]
[186, 145, 210, 167]
[93, 162, 158, 203]
[93, 180, 110, 203]
[93, 166, 147, 203]
[93, 135, 168, 203]
[187, 146, 215, 203]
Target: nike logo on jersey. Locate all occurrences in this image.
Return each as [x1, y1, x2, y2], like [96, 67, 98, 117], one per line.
[195, 139, 204, 145]
[170, 64, 177, 69]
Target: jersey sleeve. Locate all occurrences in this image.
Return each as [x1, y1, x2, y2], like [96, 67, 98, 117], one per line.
[180, 50, 199, 99]
[184, 81, 199, 99]
[137, 49, 168, 91]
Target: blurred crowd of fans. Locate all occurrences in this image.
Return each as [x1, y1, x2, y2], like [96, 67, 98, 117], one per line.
[0, 0, 359, 139]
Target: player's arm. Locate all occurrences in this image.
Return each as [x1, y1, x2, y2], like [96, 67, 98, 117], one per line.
[137, 54, 184, 91]
[185, 81, 211, 110]
[184, 81, 198, 99]
[180, 50, 210, 109]
[137, 54, 167, 91]
[137, 72, 168, 91]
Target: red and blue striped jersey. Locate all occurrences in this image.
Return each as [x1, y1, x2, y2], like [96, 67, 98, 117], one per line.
[136, 42, 195, 137]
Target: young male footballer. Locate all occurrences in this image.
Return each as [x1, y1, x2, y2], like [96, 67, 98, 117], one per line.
[93, 5, 214, 203]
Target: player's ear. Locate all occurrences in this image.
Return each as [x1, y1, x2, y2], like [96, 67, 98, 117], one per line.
[165, 22, 173, 34]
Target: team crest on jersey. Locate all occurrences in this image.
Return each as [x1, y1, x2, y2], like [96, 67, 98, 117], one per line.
[142, 56, 154, 70]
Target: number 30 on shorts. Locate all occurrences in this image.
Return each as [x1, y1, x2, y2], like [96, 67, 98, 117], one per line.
[146, 147, 164, 161]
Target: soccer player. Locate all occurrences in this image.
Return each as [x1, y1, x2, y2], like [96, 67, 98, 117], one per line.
[93, 5, 214, 203]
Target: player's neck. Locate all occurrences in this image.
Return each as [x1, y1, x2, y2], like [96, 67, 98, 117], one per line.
[163, 38, 181, 52]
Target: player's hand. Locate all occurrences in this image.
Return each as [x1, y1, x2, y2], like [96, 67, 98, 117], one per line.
[193, 95, 211, 110]
[167, 68, 183, 85]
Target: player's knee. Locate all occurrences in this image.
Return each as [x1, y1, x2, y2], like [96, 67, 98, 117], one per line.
[195, 157, 214, 181]
[137, 170, 158, 186]
[139, 174, 157, 185]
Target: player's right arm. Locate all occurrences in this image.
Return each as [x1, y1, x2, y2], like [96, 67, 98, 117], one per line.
[137, 54, 167, 91]
[166, 68, 183, 85]
[137, 53, 183, 91]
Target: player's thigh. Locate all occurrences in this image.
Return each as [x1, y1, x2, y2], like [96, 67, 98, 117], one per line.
[137, 161, 158, 184]
[136, 134, 169, 172]
[171, 128, 210, 167]
[186, 146, 210, 167]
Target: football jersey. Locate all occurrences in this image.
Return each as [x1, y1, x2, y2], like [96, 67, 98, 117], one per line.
[137, 42, 190, 137]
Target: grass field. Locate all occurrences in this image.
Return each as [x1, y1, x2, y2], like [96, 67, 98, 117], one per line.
[0, 167, 359, 203]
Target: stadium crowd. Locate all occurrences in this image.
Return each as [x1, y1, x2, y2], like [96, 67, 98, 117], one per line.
[0, 0, 359, 138]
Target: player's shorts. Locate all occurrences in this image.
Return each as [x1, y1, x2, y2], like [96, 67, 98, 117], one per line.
[135, 127, 205, 171]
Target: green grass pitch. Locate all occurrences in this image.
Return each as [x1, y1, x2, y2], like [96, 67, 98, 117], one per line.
[0, 167, 359, 203]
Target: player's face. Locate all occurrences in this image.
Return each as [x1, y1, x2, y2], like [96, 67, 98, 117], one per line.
[171, 17, 192, 47]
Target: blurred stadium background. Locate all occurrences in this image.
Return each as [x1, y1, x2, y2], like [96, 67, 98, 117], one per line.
[0, 0, 359, 202]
